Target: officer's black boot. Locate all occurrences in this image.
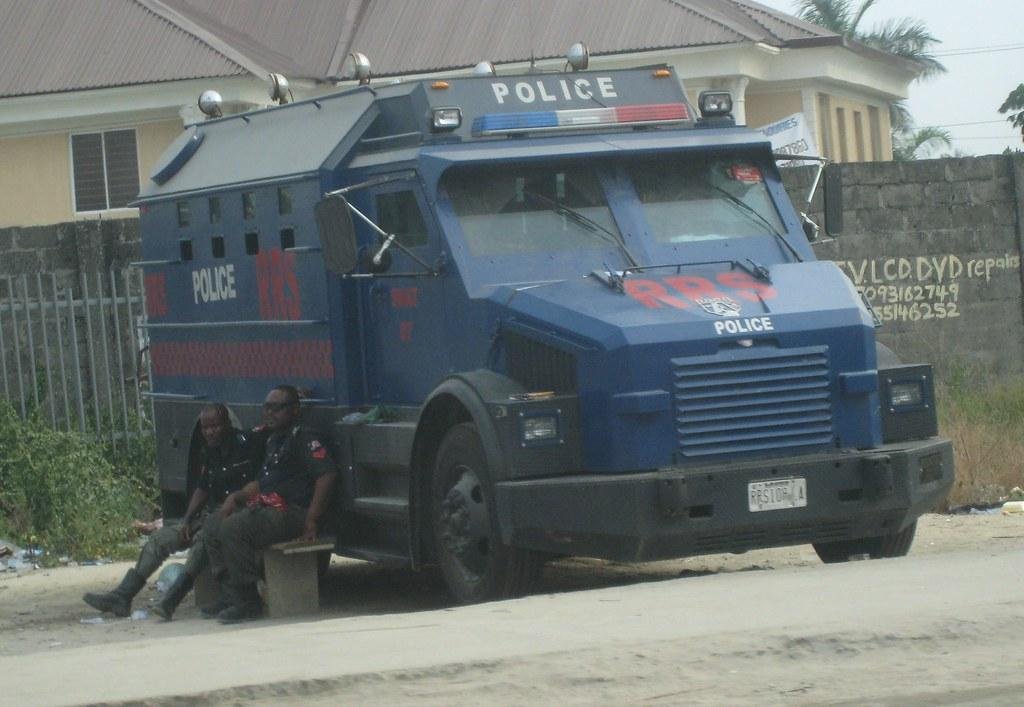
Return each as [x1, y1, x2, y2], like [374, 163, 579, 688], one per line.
[217, 583, 263, 624]
[82, 568, 146, 617]
[200, 573, 231, 619]
[152, 571, 194, 621]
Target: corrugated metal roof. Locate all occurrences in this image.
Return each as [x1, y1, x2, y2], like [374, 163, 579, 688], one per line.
[157, 0, 365, 79]
[347, 0, 771, 76]
[0, 0, 246, 98]
[0, 0, 838, 99]
[730, 0, 840, 43]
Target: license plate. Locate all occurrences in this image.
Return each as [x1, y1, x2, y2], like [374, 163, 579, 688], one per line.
[748, 477, 807, 512]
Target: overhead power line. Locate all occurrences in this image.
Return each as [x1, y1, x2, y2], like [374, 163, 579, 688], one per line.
[932, 43, 1024, 57]
[950, 136, 1021, 140]
[929, 119, 1009, 128]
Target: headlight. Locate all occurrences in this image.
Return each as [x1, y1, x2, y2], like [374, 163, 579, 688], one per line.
[879, 366, 937, 443]
[521, 414, 559, 444]
[431, 107, 462, 131]
[889, 381, 924, 408]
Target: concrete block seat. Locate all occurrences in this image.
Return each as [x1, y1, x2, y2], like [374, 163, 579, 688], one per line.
[260, 537, 335, 618]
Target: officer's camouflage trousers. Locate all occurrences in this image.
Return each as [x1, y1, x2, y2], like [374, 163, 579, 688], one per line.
[206, 505, 305, 588]
[134, 515, 209, 579]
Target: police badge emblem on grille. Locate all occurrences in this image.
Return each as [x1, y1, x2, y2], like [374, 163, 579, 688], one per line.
[696, 295, 741, 317]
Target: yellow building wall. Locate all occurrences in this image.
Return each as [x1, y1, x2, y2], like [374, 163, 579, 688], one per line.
[0, 118, 182, 229]
[744, 91, 804, 129]
[817, 94, 892, 162]
[0, 133, 73, 228]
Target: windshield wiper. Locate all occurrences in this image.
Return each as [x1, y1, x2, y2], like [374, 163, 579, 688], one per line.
[705, 183, 803, 263]
[524, 191, 639, 268]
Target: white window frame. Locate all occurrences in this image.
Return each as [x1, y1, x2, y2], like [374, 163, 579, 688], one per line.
[68, 127, 141, 215]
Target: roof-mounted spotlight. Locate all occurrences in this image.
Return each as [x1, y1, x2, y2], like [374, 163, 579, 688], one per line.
[344, 51, 372, 85]
[698, 91, 733, 118]
[567, 42, 589, 72]
[472, 60, 496, 76]
[268, 73, 291, 105]
[197, 89, 223, 119]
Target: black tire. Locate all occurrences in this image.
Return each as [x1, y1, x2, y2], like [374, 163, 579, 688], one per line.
[813, 520, 917, 563]
[432, 422, 542, 603]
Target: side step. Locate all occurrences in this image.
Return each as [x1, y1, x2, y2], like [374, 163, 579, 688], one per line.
[334, 545, 411, 568]
[350, 496, 409, 520]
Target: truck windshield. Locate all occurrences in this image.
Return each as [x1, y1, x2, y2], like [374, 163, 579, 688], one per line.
[441, 164, 624, 258]
[626, 155, 785, 243]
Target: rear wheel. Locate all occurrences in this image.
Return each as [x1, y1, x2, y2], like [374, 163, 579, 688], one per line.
[432, 423, 542, 603]
[813, 521, 917, 563]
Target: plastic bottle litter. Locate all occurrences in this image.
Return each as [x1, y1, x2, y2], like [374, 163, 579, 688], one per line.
[131, 609, 149, 620]
[1001, 501, 1024, 514]
[155, 562, 185, 593]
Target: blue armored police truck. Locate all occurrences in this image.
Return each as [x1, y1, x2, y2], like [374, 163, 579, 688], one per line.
[136, 62, 953, 602]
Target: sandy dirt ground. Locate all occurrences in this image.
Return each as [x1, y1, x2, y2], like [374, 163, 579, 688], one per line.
[2, 512, 1023, 705]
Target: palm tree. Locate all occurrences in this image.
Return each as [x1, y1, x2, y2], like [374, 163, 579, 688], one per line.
[892, 126, 952, 161]
[794, 1, 946, 77]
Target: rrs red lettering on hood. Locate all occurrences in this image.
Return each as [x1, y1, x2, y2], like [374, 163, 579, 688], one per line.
[624, 273, 778, 310]
[729, 165, 762, 183]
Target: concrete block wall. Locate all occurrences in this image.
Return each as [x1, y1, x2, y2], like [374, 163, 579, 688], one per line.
[784, 154, 1024, 375]
[0, 217, 141, 297]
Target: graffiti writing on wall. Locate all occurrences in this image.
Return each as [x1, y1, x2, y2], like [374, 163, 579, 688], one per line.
[835, 254, 1021, 323]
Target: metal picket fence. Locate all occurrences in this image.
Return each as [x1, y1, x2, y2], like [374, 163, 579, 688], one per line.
[0, 269, 153, 446]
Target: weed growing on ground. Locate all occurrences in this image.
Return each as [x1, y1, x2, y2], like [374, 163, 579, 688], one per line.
[937, 366, 1024, 507]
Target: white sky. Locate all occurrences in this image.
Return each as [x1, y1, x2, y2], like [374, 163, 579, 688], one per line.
[753, 0, 1024, 156]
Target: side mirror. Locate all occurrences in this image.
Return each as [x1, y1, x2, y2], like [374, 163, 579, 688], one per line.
[314, 196, 358, 273]
[823, 164, 843, 237]
[801, 213, 820, 242]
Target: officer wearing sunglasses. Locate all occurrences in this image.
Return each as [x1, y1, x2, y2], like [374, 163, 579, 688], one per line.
[204, 384, 338, 623]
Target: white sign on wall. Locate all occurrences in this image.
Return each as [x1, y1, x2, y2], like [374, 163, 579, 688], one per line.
[755, 113, 818, 166]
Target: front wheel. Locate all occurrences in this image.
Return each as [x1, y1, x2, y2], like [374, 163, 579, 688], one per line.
[813, 521, 917, 563]
[432, 423, 542, 603]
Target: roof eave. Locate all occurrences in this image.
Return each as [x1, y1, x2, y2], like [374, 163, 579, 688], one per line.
[787, 35, 925, 78]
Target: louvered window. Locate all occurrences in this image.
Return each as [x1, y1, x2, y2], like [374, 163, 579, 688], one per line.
[70, 129, 139, 212]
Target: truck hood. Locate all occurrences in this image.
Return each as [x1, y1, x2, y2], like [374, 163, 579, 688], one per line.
[491, 261, 873, 353]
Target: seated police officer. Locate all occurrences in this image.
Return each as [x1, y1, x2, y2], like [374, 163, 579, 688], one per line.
[205, 385, 338, 623]
[83, 404, 264, 620]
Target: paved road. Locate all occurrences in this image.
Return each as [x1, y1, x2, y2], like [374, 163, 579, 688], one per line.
[6, 546, 1023, 705]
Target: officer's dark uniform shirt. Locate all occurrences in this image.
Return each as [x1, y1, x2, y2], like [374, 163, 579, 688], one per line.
[196, 427, 265, 509]
[257, 425, 335, 509]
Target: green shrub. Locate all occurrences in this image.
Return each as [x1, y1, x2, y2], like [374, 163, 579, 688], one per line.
[0, 402, 154, 561]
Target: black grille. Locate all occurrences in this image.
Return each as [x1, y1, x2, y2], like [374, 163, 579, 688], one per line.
[504, 331, 576, 392]
[673, 345, 834, 458]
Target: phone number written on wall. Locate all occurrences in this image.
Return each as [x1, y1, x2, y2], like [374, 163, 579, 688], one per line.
[835, 254, 1021, 323]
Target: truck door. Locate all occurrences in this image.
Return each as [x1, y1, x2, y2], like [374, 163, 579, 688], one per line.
[362, 181, 446, 403]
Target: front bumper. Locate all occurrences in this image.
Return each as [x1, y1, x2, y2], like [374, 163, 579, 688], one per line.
[495, 437, 953, 562]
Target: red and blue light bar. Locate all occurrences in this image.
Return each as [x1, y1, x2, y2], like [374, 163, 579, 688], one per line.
[471, 102, 691, 136]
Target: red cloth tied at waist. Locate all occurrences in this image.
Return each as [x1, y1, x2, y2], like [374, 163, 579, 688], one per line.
[247, 492, 288, 511]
